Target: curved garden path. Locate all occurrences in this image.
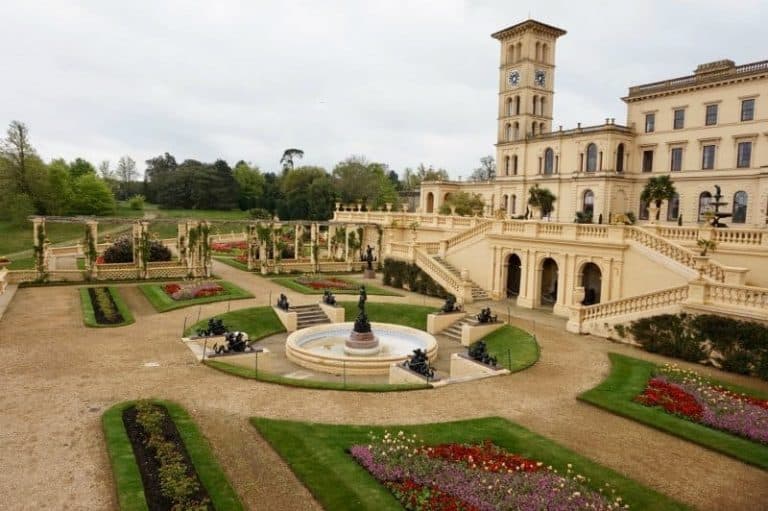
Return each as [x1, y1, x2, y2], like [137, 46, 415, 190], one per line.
[0, 261, 767, 510]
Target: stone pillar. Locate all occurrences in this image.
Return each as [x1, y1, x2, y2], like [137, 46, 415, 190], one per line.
[85, 220, 98, 277]
[310, 223, 317, 269]
[491, 246, 501, 300]
[344, 225, 350, 263]
[553, 255, 570, 317]
[327, 225, 334, 259]
[294, 225, 300, 260]
[516, 250, 536, 309]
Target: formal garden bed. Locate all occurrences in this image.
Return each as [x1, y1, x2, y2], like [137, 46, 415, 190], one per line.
[252, 417, 688, 510]
[80, 286, 134, 327]
[579, 353, 768, 469]
[102, 400, 242, 511]
[273, 276, 401, 296]
[481, 325, 540, 372]
[139, 280, 252, 312]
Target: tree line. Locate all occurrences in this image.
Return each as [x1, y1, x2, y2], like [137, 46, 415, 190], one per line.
[0, 120, 497, 225]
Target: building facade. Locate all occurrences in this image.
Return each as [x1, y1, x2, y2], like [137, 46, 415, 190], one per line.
[420, 20, 768, 228]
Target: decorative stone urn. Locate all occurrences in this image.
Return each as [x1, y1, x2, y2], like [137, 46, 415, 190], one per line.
[0, 258, 10, 270]
[573, 286, 586, 306]
[692, 255, 709, 279]
[648, 205, 660, 224]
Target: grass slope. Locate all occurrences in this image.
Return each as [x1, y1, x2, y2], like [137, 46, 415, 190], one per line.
[252, 416, 689, 511]
[102, 400, 243, 511]
[139, 280, 253, 312]
[80, 287, 135, 327]
[339, 301, 434, 330]
[273, 277, 401, 296]
[579, 353, 768, 470]
[212, 256, 251, 271]
[185, 306, 285, 339]
[480, 325, 539, 372]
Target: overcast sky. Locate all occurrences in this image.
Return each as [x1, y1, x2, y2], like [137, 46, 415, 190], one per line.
[2, 0, 766, 180]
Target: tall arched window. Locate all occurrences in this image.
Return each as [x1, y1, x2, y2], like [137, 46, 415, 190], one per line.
[540, 97, 546, 117]
[516, 42, 522, 61]
[586, 143, 598, 172]
[543, 148, 554, 175]
[667, 193, 680, 221]
[532, 95, 538, 115]
[511, 194, 517, 214]
[583, 190, 595, 216]
[733, 191, 748, 223]
[513, 122, 520, 140]
[515, 96, 520, 115]
[531, 123, 536, 136]
[512, 155, 518, 175]
[639, 200, 649, 220]
[542, 43, 549, 63]
[535, 41, 541, 61]
[504, 156, 510, 175]
[506, 97, 513, 116]
[507, 45, 515, 63]
[698, 191, 713, 222]
[539, 122, 545, 134]
[505, 123, 512, 141]
[616, 143, 625, 172]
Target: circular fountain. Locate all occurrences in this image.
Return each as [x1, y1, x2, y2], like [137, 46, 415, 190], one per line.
[285, 286, 437, 375]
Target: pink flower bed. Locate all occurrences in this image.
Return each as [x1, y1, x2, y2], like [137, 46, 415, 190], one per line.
[350, 431, 628, 511]
[162, 281, 226, 301]
[295, 277, 357, 291]
[211, 241, 247, 254]
[635, 364, 768, 444]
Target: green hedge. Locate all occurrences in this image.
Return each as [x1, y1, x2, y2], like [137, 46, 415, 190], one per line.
[102, 400, 243, 511]
[626, 313, 768, 380]
[382, 258, 450, 298]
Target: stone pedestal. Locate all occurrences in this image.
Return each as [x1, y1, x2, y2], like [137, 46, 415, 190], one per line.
[363, 269, 376, 279]
[345, 330, 380, 355]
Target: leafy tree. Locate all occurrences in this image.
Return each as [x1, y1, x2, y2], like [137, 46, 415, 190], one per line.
[44, 159, 73, 215]
[387, 170, 401, 191]
[116, 155, 137, 199]
[0, 120, 37, 195]
[253, 172, 282, 214]
[527, 184, 556, 218]
[280, 148, 304, 173]
[98, 160, 114, 179]
[278, 166, 334, 220]
[70, 173, 116, 215]
[69, 157, 96, 179]
[640, 175, 676, 221]
[469, 155, 496, 182]
[144, 152, 177, 202]
[416, 163, 449, 182]
[438, 191, 485, 216]
[233, 160, 265, 210]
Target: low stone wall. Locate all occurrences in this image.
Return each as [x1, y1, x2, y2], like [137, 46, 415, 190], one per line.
[0, 267, 8, 294]
[388, 364, 433, 385]
[319, 302, 345, 323]
[460, 321, 504, 347]
[273, 306, 298, 332]
[449, 353, 509, 379]
[426, 311, 463, 334]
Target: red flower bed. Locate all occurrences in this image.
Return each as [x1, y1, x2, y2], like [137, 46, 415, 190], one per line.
[424, 441, 540, 473]
[295, 277, 357, 291]
[236, 254, 248, 264]
[161, 282, 226, 301]
[211, 241, 247, 253]
[163, 283, 182, 295]
[635, 379, 704, 420]
[386, 480, 480, 511]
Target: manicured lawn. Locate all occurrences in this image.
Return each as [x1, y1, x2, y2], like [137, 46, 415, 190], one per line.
[0, 220, 86, 256]
[139, 280, 253, 312]
[153, 208, 250, 220]
[480, 325, 539, 372]
[339, 301, 434, 330]
[252, 417, 689, 511]
[79, 287, 135, 327]
[186, 306, 285, 339]
[579, 353, 768, 470]
[213, 256, 251, 271]
[102, 400, 243, 511]
[273, 277, 401, 296]
[6, 256, 35, 270]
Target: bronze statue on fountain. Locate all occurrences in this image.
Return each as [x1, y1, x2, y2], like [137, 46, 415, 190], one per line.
[345, 285, 380, 354]
[363, 245, 377, 279]
[709, 185, 732, 228]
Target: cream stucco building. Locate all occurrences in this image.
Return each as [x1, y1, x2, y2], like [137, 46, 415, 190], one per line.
[420, 19, 768, 229]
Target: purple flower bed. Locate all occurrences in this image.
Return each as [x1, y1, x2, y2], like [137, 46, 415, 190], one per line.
[349, 431, 628, 511]
[645, 364, 768, 444]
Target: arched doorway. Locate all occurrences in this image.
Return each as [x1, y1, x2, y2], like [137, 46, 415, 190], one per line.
[426, 192, 434, 213]
[540, 258, 558, 306]
[580, 263, 602, 305]
[506, 254, 521, 297]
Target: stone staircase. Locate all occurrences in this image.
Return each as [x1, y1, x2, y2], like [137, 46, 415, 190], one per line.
[293, 304, 330, 329]
[441, 314, 476, 342]
[432, 256, 490, 300]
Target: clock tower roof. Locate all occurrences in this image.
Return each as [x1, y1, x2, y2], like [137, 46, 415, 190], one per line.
[491, 19, 566, 40]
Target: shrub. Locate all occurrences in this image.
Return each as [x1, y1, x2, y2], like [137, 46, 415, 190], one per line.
[382, 258, 449, 299]
[128, 194, 145, 210]
[101, 234, 171, 263]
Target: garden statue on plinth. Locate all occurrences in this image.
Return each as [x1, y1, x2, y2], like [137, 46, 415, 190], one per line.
[322, 289, 336, 306]
[476, 307, 497, 324]
[196, 318, 227, 337]
[468, 340, 498, 366]
[277, 293, 290, 310]
[363, 244, 377, 279]
[212, 331, 253, 355]
[345, 285, 380, 355]
[402, 348, 434, 379]
[440, 296, 460, 313]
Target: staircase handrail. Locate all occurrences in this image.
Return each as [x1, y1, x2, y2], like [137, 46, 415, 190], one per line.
[414, 248, 461, 296]
[445, 220, 494, 251]
[579, 285, 689, 323]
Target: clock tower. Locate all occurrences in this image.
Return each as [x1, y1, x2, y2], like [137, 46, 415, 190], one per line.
[493, 20, 566, 146]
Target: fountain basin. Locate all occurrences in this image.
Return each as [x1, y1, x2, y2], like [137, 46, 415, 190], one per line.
[286, 322, 438, 375]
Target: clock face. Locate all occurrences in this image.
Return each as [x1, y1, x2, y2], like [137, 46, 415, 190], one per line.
[535, 70, 546, 87]
[507, 70, 520, 87]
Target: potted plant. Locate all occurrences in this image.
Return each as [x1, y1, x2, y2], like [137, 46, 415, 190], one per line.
[640, 175, 676, 223]
[527, 184, 556, 219]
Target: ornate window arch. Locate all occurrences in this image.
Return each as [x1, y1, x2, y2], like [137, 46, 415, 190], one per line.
[698, 191, 712, 222]
[616, 143, 625, 172]
[586, 143, 598, 172]
[543, 148, 554, 175]
[667, 193, 680, 221]
[583, 189, 595, 216]
[733, 191, 748, 223]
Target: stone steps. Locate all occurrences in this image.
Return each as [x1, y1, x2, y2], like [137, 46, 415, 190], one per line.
[441, 315, 475, 342]
[293, 304, 330, 329]
[432, 256, 490, 301]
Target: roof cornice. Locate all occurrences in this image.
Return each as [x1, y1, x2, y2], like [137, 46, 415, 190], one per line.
[491, 20, 567, 41]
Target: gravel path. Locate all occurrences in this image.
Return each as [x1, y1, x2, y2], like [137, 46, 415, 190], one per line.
[0, 262, 767, 510]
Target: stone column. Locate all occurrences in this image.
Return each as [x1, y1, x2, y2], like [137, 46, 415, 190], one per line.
[85, 220, 98, 277]
[344, 225, 350, 262]
[491, 246, 501, 300]
[327, 225, 333, 258]
[516, 250, 535, 309]
[310, 223, 317, 269]
[553, 255, 570, 317]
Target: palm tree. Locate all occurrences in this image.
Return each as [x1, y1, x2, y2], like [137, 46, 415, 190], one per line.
[640, 175, 676, 221]
[527, 185, 556, 218]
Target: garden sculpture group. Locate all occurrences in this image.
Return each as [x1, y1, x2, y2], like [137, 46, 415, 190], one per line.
[345, 285, 380, 354]
[476, 307, 498, 324]
[196, 318, 227, 337]
[440, 296, 461, 313]
[212, 331, 254, 355]
[276, 293, 290, 311]
[402, 348, 435, 379]
[322, 289, 336, 306]
[468, 340, 498, 366]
